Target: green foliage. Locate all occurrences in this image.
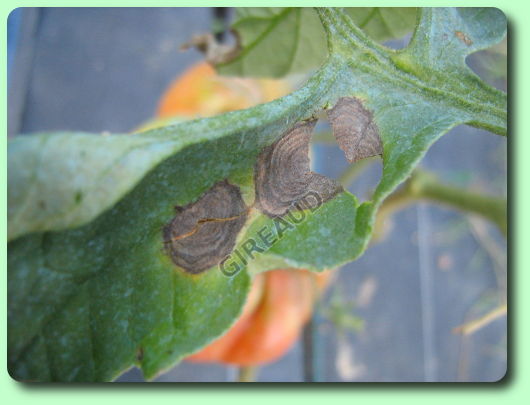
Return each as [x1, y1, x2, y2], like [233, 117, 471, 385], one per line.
[7, 7, 506, 381]
[347, 7, 417, 43]
[219, 7, 418, 78]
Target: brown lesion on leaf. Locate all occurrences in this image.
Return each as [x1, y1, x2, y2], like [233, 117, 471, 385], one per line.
[163, 180, 248, 274]
[165, 98, 382, 269]
[326, 97, 383, 164]
[455, 31, 473, 46]
[254, 119, 343, 217]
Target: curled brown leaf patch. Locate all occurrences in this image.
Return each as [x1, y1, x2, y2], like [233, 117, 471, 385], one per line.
[163, 180, 247, 274]
[180, 32, 241, 65]
[327, 97, 382, 163]
[255, 120, 343, 217]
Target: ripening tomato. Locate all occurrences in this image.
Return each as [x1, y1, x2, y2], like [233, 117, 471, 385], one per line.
[186, 269, 332, 366]
[157, 62, 290, 118]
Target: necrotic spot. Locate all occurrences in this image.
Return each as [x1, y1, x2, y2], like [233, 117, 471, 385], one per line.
[254, 120, 342, 217]
[326, 97, 382, 164]
[163, 180, 247, 274]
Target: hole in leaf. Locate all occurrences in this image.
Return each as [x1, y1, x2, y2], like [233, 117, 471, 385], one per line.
[383, 32, 413, 50]
[311, 119, 382, 203]
[465, 37, 507, 91]
[255, 96, 384, 216]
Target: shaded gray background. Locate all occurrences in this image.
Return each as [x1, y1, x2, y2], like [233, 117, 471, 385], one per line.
[7, 7, 507, 382]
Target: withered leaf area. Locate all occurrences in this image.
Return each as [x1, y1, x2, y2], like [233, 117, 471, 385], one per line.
[327, 97, 382, 164]
[255, 119, 343, 217]
[163, 180, 247, 274]
[180, 33, 241, 65]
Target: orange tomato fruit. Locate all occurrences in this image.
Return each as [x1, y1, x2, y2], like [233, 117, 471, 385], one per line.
[157, 62, 290, 119]
[186, 269, 332, 366]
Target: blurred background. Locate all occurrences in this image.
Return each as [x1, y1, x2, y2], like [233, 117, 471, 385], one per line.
[7, 7, 507, 382]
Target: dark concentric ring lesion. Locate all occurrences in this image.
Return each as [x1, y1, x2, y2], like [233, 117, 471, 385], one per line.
[164, 96, 382, 273]
[254, 119, 343, 218]
[163, 180, 248, 274]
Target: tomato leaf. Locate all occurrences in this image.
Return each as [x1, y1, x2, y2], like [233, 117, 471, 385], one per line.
[346, 7, 417, 42]
[8, 7, 506, 381]
[218, 7, 418, 78]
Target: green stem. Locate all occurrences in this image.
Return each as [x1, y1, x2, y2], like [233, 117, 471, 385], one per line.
[375, 170, 507, 238]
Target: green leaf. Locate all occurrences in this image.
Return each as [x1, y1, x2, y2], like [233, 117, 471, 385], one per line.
[218, 7, 328, 78]
[8, 132, 181, 241]
[218, 7, 417, 78]
[346, 7, 417, 43]
[8, 7, 506, 381]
